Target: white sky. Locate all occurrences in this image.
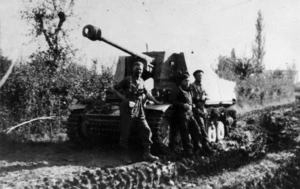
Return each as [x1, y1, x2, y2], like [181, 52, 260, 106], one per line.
[1, 0, 300, 81]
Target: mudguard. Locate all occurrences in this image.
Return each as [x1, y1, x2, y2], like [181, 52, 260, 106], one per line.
[144, 104, 172, 112]
[68, 103, 87, 111]
[205, 100, 235, 108]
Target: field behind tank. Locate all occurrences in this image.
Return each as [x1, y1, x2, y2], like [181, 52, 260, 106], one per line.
[1, 102, 300, 188]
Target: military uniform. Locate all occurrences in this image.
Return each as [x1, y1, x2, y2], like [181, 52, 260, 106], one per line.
[114, 76, 153, 150]
[170, 86, 207, 154]
[190, 82, 209, 140]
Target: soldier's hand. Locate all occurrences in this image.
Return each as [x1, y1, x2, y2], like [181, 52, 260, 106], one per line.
[129, 101, 136, 107]
[183, 103, 192, 110]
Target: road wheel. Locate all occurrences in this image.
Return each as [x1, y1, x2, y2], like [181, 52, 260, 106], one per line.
[80, 119, 90, 138]
[146, 109, 172, 155]
[158, 117, 170, 146]
[66, 110, 85, 145]
[66, 110, 92, 148]
[216, 121, 225, 141]
[207, 123, 217, 143]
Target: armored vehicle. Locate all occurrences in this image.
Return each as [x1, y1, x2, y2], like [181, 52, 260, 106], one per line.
[66, 25, 236, 153]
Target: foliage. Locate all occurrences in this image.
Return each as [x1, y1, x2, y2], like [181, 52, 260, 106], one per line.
[215, 11, 265, 81]
[0, 0, 86, 135]
[0, 59, 114, 135]
[233, 57, 255, 80]
[0, 50, 18, 89]
[216, 54, 256, 81]
[252, 10, 265, 74]
[214, 11, 296, 107]
[0, 51, 13, 79]
[235, 65, 296, 107]
[215, 50, 236, 81]
[20, 0, 77, 71]
[216, 53, 258, 82]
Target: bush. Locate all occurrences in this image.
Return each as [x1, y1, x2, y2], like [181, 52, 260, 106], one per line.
[216, 56, 258, 81]
[235, 66, 296, 107]
[0, 57, 114, 135]
[0, 52, 12, 79]
[215, 56, 236, 81]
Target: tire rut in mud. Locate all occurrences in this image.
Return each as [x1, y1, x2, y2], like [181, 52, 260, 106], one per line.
[2, 103, 300, 188]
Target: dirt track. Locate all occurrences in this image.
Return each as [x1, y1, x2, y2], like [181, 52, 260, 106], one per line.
[1, 103, 300, 188]
[0, 142, 126, 188]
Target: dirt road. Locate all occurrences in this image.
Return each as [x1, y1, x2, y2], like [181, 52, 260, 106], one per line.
[1, 103, 300, 188]
[0, 142, 126, 188]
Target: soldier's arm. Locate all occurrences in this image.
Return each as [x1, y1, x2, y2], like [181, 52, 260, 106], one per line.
[190, 84, 198, 104]
[145, 91, 162, 105]
[170, 89, 190, 110]
[201, 87, 208, 100]
[143, 81, 162, 104]
[111, 80, 128, 102]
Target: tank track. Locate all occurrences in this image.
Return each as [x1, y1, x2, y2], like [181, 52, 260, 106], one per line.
[66, 109, 86, 146]
[145, 108, 172, 155]
[66, 109, 120, 147]
[206, 107, 237, 132]
[67, 107, 171, 153]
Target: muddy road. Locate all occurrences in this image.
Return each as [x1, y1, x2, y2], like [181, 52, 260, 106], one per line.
[0, 142, 127, 188]
[1, 103, 300, 188]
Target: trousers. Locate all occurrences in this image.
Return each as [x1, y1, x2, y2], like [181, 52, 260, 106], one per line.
[119, 101, 152, 149]
[193, 109, 209, 142]
[178, 112, 208, 152]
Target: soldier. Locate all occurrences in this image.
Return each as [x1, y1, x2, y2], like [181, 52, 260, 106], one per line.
[170, 72, 211, 156]
[190, 70, 209, 142]
[111, 61, 161, 163]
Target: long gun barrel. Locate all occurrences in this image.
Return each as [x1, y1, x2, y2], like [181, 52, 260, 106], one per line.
[82, 25, 154, 64]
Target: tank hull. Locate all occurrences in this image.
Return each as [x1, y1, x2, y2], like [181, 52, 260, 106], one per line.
[66, 103, 173, 154]
[66, 102, 236, 153]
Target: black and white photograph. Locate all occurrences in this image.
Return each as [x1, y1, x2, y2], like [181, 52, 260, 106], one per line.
[1, 0, 300, 188]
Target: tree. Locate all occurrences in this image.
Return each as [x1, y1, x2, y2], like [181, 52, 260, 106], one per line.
[0, 51, 16, 89]
[0, 51, 13, 79]
[231, 48, 236, 60]
[215, 49, 255, 81]
[215, 12, 266, 81]
[252, 10, 265, 74]
[20, 0, 76, 72]
[216, 55, 236, 81]
[234, 58, 254, 80]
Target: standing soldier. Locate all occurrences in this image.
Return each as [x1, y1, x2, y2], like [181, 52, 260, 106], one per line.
[190, 70, 209, 142]
[170, 72, 211, 156]
[111, 61, 161, 163]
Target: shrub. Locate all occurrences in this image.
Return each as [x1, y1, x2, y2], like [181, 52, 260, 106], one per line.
[0, 58, 114, 135]
[235, 66, 296, 107]
[0, 52, 12, 79]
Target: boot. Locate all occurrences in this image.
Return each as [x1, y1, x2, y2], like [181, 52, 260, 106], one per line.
[121, 148, 132, 164]
[143, 147, 159, 162]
